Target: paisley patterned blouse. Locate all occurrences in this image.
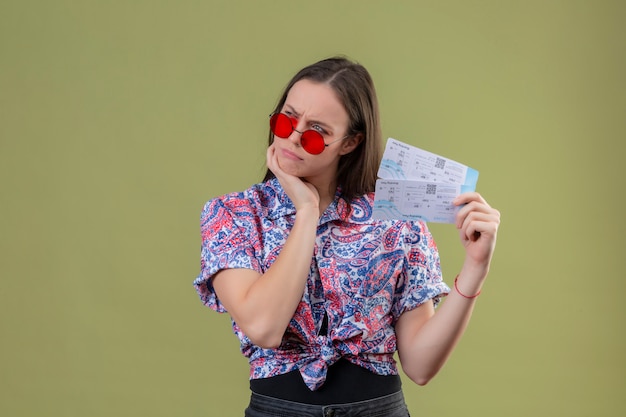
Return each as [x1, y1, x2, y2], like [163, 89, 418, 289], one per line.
[194, 178, 449, 390]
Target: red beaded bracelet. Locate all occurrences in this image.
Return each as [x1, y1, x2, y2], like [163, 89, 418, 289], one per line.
[454, 275, 481, 299]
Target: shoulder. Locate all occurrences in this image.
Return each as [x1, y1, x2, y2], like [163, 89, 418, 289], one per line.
[203, 180, 283, 213]
[201, 178, 291, 221]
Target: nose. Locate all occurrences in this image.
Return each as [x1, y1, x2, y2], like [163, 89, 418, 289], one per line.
[287, 122, 304, 146]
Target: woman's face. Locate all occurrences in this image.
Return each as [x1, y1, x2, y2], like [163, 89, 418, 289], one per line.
[271, 79, 357, 185]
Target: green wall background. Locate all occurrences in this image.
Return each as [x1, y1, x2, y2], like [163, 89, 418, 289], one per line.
[1, 1, 624, 416]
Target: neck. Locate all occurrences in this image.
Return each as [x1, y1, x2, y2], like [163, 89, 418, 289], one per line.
[312, 181, 337, 217]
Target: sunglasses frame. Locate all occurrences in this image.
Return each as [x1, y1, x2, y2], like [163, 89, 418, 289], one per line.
[269, 112, 348, 155]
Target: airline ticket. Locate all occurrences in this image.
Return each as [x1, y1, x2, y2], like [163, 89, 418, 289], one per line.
[377, 138, 479, 187]
[373, 138, 479, 223]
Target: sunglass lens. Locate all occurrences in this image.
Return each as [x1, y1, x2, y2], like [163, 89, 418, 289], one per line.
[301, 131, 325, 155]
[270, 113, 293, 138]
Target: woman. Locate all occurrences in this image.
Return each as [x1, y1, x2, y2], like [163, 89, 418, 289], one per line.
[194, 56, 500, 416]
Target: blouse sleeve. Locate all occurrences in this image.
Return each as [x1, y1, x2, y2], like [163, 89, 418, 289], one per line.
[193, 198, 262, 313]
[391, 220, 450, 320]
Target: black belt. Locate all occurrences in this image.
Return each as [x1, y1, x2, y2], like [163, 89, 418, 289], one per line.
[249, 358, 402, 405]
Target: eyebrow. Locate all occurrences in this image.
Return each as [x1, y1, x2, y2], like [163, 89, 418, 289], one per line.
[284, 104, 333, 131]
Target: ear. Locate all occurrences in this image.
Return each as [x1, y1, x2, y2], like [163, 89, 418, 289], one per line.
[339, 132, 363, 155]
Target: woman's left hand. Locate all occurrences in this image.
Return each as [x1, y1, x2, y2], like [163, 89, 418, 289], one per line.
[453, 192, 500, 270]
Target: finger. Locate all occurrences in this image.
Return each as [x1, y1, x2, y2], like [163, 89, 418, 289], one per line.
[453, 192, 488, 207]
[458, 206, 499, 230]
[265, 144, 274, 168]
[266, 145, 283, 177]
[455, 201, 497, 229]
[460, 213, 499, 242]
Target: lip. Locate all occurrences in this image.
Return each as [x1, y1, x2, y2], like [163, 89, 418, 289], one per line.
[281, 148, 304, 161]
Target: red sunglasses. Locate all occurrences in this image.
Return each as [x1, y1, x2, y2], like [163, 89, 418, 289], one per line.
[269, 113, 348, 155]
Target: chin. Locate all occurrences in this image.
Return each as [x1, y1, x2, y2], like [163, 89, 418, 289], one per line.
[276, 158, 305, 176]
[282, 166, 307, 178]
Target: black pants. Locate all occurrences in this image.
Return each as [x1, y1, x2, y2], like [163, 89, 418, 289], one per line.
[244, 391, 411, 417]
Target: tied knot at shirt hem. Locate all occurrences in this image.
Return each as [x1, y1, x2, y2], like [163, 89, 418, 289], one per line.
[296, 335, 343, 391]
[259, 336, 396, 391]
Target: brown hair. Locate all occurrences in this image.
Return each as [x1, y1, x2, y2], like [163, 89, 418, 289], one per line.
[263, 56, 382, 203]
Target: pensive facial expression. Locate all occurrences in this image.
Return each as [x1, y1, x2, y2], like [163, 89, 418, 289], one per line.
[271, 79, 359, 184]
